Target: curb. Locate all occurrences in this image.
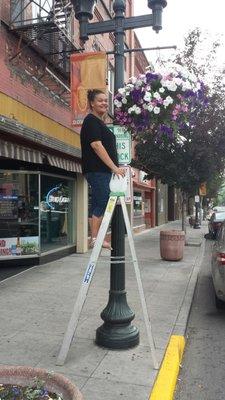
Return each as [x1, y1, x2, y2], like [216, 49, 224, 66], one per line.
[149, 335, 185, 400]
[149, 237, 206, 400]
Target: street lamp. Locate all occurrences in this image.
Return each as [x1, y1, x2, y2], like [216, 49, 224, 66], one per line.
[72, 0, 167, 349]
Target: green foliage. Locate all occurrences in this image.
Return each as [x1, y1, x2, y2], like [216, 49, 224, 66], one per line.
[133, 28, 225, 195]
[0, 378, 62, 400]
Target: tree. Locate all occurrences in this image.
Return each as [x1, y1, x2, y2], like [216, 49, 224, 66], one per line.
[132, 28, 225, 229]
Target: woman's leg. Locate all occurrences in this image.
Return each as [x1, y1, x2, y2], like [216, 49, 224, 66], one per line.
[86, 172, 111, 247]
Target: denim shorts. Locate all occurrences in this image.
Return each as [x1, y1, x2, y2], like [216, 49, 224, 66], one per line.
[85, 172, 112, 217]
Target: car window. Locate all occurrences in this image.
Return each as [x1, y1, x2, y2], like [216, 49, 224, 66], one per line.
[215, 212, 225, 221]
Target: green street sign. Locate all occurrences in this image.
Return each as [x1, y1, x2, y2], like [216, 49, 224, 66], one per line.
[108, 125, 131, 165]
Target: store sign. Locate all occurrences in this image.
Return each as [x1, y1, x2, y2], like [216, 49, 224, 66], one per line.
[108, 125, 131, 165]
[0, 237, 39, 257]
[46, 185, 71, 210]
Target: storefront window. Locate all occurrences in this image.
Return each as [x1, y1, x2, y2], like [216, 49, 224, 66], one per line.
[133, 191, 145, 227]
[40, 174, 74, 252]
[0, 171, 75, 258]
[0, 172, 39, 257]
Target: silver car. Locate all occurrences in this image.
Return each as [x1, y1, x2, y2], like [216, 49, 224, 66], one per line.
[212, 221, 225, 308]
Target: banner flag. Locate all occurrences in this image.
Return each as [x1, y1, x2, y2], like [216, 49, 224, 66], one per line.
[71, 52, 107, 126]
[199, 182, 207, 196]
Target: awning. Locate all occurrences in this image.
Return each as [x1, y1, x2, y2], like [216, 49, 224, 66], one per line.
[47, 154, 82, 173]
[0, 139, 82, 173]
[0, 139, 43, 164]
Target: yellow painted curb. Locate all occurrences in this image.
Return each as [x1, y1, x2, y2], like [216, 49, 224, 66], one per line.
[149, 335, 185, 400]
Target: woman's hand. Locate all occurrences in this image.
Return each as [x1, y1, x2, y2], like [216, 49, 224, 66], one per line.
[112, 166, 126, 178]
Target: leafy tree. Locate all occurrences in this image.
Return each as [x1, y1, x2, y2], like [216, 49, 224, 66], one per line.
[132, 28, 225, 229]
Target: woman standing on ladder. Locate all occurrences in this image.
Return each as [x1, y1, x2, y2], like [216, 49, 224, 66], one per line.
[80, 89, 125, 249]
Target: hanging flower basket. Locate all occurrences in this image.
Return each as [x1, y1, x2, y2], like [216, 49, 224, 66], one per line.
[114, 63, 206, 140]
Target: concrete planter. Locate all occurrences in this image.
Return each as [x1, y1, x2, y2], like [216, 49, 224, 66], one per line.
[160, 230, 185, 261]
[0, 366, 83, 400]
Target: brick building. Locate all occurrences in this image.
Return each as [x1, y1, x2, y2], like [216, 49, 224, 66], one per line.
[0, 0, 138, 264]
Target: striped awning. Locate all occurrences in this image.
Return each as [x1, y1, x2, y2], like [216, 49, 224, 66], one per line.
[0, 139, 82, 173]
[0, 139, 43, 164]
[47, 154, 82, 173]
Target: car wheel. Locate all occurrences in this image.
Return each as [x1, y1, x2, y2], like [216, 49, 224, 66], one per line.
[215, 293, 225, 309]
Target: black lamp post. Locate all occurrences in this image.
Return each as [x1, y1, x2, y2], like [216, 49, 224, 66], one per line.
[72, 0, 167, 349]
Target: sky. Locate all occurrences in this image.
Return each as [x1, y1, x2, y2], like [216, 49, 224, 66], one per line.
[134, 0, 225, 67]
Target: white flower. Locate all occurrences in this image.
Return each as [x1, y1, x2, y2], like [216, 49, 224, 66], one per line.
[159, 87, 165, 93]
[135, 79, 143, 87]
[167, 82, 177, 92]
[143, 103, 148, 109]
[129, 76, 137, 84]
[118, 88, 125, 95]
[122, 97, 128, 104]
[153, 107, 160, 114]
[147, 104, 153, 112]
[126, 83, 134, 90]
[153, 92, 161, 100]
[128, 106, 134, 114]
[143, 92, 152, 102]
[166, 96, 173, 104]
[174, 77, 183, 86]
[134, 106, 141, 114]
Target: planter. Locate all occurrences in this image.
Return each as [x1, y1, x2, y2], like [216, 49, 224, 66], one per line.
[160, 230, 185, 261]
[0, 366, 83, 400]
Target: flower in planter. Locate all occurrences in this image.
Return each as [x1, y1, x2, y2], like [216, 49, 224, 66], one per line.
[114, 63, 207, 140]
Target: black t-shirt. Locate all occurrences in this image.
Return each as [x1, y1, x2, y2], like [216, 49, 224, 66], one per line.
[80, 113, 118, 174]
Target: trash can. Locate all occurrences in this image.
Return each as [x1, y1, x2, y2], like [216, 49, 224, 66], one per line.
[160, 230, 185, 261]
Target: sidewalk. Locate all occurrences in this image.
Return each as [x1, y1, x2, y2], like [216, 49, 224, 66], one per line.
[0, 220, 207, 400]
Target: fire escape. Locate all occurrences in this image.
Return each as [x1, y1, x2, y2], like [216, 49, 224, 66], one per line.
[9, 0, 82, 101]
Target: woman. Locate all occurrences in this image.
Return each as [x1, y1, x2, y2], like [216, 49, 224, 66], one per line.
[80, 89, 125, 249]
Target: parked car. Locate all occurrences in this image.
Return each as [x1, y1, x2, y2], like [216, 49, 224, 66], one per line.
[211, 222, 225, 308]
[208, 211, 225, 239]
[212, 206, 225, 213]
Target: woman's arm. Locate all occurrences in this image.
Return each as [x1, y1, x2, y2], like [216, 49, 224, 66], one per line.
[91, 141, 125, 177]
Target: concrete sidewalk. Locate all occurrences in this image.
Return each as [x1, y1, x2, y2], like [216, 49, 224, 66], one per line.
[0, 220, 207, 400]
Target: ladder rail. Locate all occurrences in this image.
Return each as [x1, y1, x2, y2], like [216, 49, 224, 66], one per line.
[120, 196, 159, 370]
[56, 195, 117, 366]
[56, 193, 158, 370]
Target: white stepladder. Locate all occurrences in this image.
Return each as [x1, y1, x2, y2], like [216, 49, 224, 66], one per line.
[56, 186, 159, 369]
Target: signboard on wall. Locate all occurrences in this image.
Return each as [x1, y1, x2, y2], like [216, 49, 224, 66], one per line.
[0, 237, 39, 257]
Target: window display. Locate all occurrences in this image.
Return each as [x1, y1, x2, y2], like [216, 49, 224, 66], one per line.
[0, 172, 39, 256]
[0, 171, 75, 258]
[40, 174, 74, 252]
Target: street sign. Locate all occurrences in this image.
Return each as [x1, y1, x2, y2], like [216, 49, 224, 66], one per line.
[195, 195, 200, 203]
[108, 125, 131, 165]
[124, 165, 133, 204]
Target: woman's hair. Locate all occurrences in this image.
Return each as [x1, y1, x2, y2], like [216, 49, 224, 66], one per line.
[87, 89, 105, 109]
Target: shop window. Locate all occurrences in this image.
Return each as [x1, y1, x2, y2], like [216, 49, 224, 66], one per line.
[0, 172, 39, 257]
[40, 174, 74, 252]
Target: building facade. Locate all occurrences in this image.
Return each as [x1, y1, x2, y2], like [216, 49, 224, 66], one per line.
[0, 0, 137, 263]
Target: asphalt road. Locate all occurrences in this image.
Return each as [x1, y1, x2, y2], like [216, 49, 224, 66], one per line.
[175, 239, 225, 400]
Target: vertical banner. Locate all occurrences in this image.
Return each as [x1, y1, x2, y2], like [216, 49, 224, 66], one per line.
[71, 52, 107, 126]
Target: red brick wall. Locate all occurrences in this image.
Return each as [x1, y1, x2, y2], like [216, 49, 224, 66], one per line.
[0, 1, 135, 132]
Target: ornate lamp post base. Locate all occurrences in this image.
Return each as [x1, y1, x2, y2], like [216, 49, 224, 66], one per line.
[96, 291, 139, 349]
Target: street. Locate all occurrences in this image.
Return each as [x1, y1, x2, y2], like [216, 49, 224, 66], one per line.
[175, 239, 225, 400]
